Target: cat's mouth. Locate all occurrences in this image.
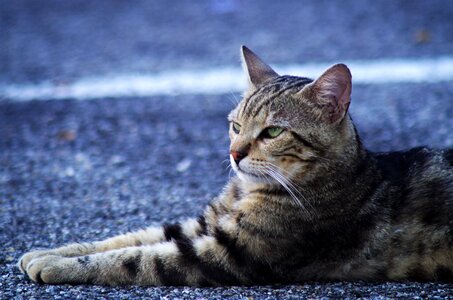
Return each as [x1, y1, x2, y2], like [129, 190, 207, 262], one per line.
[231, 161, 256, 177]
[230, 156, 275, 183]
[235, 167, 276, 184]
[237, 168, 261, 178]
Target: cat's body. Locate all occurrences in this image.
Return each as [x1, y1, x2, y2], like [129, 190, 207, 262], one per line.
[19, 46, 453, 286]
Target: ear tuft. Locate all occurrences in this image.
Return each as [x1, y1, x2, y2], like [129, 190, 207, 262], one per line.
[312, 64, 352, 123]
[241, 45, 279, 88]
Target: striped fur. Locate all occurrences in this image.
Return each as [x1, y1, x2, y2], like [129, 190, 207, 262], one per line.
[19, 47, 453, 286]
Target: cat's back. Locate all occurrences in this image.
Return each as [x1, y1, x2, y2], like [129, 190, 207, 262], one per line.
[374, 146, 453, 221]
[373, 147, 453, 281]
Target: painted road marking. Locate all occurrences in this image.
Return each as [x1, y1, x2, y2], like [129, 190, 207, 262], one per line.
[1, 56, 453, 101]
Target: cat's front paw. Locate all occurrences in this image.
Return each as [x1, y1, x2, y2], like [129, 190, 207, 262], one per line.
[18, 250, 56, 274]
[25, 255, 66, 284]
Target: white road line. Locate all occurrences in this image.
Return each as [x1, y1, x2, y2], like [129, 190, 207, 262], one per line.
[1, 56, 453, 101]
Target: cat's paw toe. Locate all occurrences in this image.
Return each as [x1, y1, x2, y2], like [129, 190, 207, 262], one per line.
[18, 250, 50, 274]
[25, 255, 64, 284]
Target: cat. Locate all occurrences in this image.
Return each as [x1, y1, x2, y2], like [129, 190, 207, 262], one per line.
[18, 46, 453, 286]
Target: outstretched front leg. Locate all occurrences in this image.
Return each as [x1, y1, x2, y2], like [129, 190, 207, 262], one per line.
[23, 229, 252, 286]
[18, 216, 207, 274]
[20, 181, 248, 285]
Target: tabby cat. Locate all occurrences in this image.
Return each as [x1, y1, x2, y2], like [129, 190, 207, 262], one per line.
[19, 46, 453, 286]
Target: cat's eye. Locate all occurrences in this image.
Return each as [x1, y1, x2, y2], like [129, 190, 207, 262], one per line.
[232, 122, 241, 134]
[263, 127, 284, 139]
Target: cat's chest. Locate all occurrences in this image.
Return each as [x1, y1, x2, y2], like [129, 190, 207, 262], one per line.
[230, 193, 307, 239]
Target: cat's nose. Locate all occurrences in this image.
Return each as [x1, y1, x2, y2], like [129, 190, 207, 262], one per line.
[230, 150, 247, 165]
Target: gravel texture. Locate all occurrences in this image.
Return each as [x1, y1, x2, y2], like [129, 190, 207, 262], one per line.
[1, 0, 453, 298]
[1, 85, 452, 299]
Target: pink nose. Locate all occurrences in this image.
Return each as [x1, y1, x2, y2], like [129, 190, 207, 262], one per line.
[230, 150, 247, 165]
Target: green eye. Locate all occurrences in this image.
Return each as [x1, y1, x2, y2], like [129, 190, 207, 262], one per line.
[232, 122, 241, 134]
[265, 127, 284, 138]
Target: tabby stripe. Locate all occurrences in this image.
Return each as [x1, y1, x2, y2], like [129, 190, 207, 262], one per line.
[197, 215, 208, 236]
[77, 255, 90, 265]
[208, 203, 218, 216]
[196, 259, 241, 285]
[122, 251, 142, 278]
[291, 132, 315, 149]
[239, 87, 263, 118]
[249, 188, 288, 197]
[183, 235, 242, 286]
[169, 227, 197, 261]
[165, 222, 241, 285]
[307, 133, 328, 155]
[273, 153, 316, 162]
[275, 145, 297, 154]
[231, 183, 242, 202]
[154, 257, 186, 285]
[214, 227, 279, 284]
[163, 223, 183, 241]
[214, 227, 245, 265]
[248, 85, 287, 117]
[241, 81, 281, 117]
[249, 78, 313, 117]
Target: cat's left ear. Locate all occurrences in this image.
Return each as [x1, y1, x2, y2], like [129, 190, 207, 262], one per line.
[241, 45, 279, 89]
[310, 64, 352, 124]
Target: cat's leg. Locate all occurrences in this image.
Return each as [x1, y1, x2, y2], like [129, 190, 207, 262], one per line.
[24, 234, 250, 286]
[18, 216, 207, 274]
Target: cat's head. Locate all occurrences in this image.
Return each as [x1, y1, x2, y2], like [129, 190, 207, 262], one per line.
[229, 46, 359, 187]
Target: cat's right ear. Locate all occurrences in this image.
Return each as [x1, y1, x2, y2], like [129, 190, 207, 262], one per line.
[241, 45, 279, 89]
[308, 63, 352, 124]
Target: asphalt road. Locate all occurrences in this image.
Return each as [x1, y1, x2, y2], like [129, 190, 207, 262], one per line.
[1, 0, 453, 299]
[2, 0, 453, 84]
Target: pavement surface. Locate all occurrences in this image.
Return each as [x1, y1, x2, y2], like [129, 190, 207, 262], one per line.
[2, 0, 453, 84]
[1, 0, 453, 299]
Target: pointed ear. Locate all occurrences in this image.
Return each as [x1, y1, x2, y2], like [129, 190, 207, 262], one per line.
[241, 45, 279, 88]
[311, 64, 352, 123]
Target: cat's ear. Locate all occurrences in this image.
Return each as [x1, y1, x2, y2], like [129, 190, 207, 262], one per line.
[310, 64, 352, 124]
[241, 45, 279, 89]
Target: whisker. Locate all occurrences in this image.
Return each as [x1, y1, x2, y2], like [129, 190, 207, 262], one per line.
[267, 162, 293, 177]
[268, 167, 308, 201]
[228, 92, 241, 107]
[228, 167, 234, 179]
[229, 92, 241, 106]
[264, 167, 311, 217]
[265, 165, 315, 219]
[266, 163, 309, 196]
[256, 168, 272, 185]
[222, 159, 233, 171]
[266, 164, 303, 191]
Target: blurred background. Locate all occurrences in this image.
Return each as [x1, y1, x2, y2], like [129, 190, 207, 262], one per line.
[1, 0, 453, 83]
[1, 1, 453, 298]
